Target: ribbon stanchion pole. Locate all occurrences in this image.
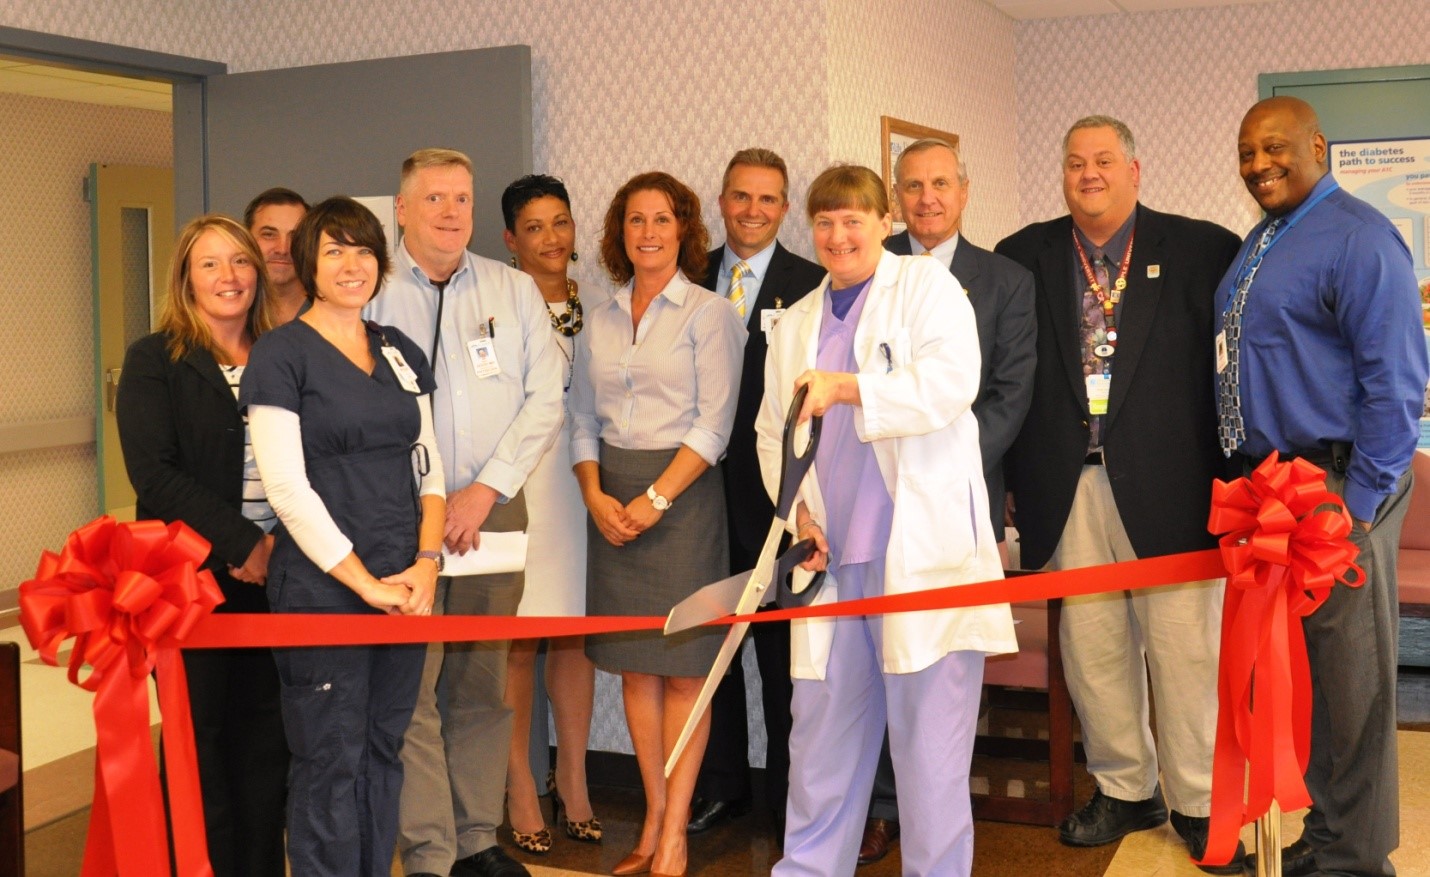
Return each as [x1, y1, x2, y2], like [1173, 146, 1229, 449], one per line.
[1256, 801, 1281, 877]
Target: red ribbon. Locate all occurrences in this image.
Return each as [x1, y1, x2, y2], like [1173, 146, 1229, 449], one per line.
[1199, 452, 1361, 866]
[20, 516, 223, 877]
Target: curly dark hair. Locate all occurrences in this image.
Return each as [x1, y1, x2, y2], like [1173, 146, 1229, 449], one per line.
[599, 172, 709, 285]
[501, 174, 571, 231]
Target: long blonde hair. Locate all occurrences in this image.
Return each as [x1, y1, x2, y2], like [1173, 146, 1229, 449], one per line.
[157, 214, 275, 362]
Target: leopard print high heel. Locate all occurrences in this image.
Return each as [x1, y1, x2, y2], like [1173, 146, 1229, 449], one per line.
[548, 768, 603, 843]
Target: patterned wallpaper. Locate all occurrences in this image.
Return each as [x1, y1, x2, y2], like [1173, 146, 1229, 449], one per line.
[827, 0, 1020, 247]
[0, 91, 171, 598]
[1014, 0, 1430, 238]
[224, 0, 832, 271]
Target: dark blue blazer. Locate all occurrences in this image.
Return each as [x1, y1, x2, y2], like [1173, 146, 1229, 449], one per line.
[995, 205, 1241, 569]
[700, 241, 826, 571]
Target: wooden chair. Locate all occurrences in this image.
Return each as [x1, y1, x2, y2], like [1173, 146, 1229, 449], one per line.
[972, 578, 1081, 827]
[0, 641, 23, 876]
[1396, 451, 1430, 666]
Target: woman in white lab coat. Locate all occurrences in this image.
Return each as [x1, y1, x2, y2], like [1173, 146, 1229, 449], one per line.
[756, 164, 1017, 877]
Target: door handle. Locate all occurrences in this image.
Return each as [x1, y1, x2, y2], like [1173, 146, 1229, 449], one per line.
[105, 368, 122, 412]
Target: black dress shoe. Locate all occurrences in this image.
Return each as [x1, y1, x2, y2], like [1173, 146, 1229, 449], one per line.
[1242, 838, 1318, 877]
[1169, 811, 1246, 875]
[451, 845, 531, 877]
[857, 817, 900, 865]
[1058, 786, 1168, 847]
[685, 795, 752, 834]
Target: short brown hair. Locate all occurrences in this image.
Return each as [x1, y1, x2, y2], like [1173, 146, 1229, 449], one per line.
[291, 197, 392, 303]
[599, 172, 710, 285]
[806, 164, 889, 219]
[721, 148, 790, 202]
[243, 187, 308, 228]
[400, 147, 474, 193]
[158, 214, 275, 362]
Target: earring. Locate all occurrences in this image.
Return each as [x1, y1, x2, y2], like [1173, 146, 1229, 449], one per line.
[570, 251, 579, 263]
[510, 255, 519, 268]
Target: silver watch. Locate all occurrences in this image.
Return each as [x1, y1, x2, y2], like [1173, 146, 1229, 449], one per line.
[646, 485, 672, 511]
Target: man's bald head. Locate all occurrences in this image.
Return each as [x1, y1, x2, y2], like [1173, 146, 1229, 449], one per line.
[1237, 96, 1328, 216]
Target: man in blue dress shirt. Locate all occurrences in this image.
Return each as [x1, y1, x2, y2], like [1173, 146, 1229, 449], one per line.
[1217, 96, 1428, 877]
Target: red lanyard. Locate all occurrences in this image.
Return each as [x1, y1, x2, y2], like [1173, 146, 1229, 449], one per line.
[1072, 226, 1135, 353]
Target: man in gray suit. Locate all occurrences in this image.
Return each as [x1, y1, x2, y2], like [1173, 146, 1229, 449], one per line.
[856, 136, 1038, 865]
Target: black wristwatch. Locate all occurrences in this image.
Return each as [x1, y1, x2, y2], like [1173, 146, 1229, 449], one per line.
[416, 550, 444, 573]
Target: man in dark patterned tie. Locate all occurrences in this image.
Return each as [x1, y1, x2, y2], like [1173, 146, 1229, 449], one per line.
[997, 116, 1243, 873]
[1221, 96, 1427, 877]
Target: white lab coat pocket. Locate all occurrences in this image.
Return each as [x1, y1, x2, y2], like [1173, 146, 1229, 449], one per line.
[895, 475, 976, 577]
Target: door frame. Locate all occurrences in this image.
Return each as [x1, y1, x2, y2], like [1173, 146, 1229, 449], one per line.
[0, 24, 225, 221]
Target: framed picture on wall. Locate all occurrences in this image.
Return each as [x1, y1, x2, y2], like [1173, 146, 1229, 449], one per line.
[881, 116, 960, 224]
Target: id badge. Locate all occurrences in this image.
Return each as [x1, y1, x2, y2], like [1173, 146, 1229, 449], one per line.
[1215, 331, 1229, 373]
[381, 346, 422, 393]
[466, 337, 502, 378]
[1086, 373, 1111, 416]
[760, 307, 785, 336]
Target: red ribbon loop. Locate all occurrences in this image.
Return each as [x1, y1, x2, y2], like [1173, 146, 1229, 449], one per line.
[1200, 451, 1362, 867]
[19, 515, 221, 877]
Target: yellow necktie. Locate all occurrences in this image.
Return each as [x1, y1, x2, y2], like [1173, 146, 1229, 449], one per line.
[729, 260, 749, 319]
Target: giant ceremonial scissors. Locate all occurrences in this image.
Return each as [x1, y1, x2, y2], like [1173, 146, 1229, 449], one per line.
[662, 384, 825, 776]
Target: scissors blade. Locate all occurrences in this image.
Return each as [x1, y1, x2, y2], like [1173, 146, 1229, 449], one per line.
[663, 520, 784, 634]
[663, 569, 751, 634]
[664, 619, 750, 777]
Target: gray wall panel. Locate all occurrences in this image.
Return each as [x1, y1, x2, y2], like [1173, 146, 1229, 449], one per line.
[205, 45, 532, 261]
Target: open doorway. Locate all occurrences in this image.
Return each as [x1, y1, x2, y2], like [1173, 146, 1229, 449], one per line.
[0, 52, 176, 602]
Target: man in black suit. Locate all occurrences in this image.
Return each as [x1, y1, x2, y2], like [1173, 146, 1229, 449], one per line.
[854, 137, 1037, 866]
[685, 148, 825, 842]
[995, 116, 1243, 874]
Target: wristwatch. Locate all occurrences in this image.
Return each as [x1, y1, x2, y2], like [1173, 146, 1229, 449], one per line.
[646, 485, 672, 511]
[416, 550, 445, 573]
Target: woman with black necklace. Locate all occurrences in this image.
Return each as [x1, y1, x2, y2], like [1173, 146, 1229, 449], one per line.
[499, 174, 602, 856]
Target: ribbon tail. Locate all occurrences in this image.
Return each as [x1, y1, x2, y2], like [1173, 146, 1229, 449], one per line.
[92, 669, 171, 876]
[80, 757, 117, 877]
[1200, 587, 1251, 866]
[156, 648, 214, 877]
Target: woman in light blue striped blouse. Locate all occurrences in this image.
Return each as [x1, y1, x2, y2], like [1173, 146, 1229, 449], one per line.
[569, 172, 745, 877]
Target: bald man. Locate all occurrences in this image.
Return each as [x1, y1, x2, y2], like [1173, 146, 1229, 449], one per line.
[1217, 96, 1427, 877]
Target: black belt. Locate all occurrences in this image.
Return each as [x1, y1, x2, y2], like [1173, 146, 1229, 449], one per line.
[1084, 451, 1103, 465]
[1233, 441, 1350, 476]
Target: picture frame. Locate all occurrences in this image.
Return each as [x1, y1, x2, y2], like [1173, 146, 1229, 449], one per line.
[881, 116, 960, 224]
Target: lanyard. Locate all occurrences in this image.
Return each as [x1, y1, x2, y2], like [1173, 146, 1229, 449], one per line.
[1073, 226, 1135, 357]
[1229, 179, 1340, 297]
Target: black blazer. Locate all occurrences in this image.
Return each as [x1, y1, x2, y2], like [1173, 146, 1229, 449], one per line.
[115, 332, 268, 612]
[995, 205, 1241, 569]
[885, 232, 1036, 539]
[700, 242, 826, 571]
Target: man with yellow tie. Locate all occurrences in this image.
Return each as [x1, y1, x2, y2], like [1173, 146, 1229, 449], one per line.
[687, 148, 825, 844]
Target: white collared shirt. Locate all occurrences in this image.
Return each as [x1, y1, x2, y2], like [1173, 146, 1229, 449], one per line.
[715, 241, 778, 327]
[907, 230, 960, 269]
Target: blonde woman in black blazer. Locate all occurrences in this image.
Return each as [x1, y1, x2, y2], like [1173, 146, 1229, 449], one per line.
[116, 214, 287, 877]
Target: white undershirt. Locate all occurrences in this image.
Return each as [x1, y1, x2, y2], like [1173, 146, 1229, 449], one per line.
[249, 397, 444, 572]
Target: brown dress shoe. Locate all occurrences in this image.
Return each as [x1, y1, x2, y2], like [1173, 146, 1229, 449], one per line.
[857, 817, 900, 865]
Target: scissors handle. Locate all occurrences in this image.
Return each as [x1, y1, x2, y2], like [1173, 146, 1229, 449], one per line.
[773, 538, 829, 609]
[775, 383, 822, 521]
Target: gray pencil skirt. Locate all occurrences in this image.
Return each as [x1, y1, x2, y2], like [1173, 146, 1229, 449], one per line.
[584, 442, 730, 677]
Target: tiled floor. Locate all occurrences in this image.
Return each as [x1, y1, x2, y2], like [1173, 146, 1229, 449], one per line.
[12, 614, 1430, 876]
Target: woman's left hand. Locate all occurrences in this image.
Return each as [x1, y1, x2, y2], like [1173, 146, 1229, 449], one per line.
[624, 492, 665, 534]
[383, 560, 439, 615]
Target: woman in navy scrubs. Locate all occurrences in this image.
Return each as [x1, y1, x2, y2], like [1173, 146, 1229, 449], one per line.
[117, 214, 287, 877]
[242, 197, 446, 877]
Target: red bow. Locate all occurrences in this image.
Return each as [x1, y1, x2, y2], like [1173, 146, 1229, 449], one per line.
[20, 516, 223, 877]
[1199, 452, 1361, 866]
